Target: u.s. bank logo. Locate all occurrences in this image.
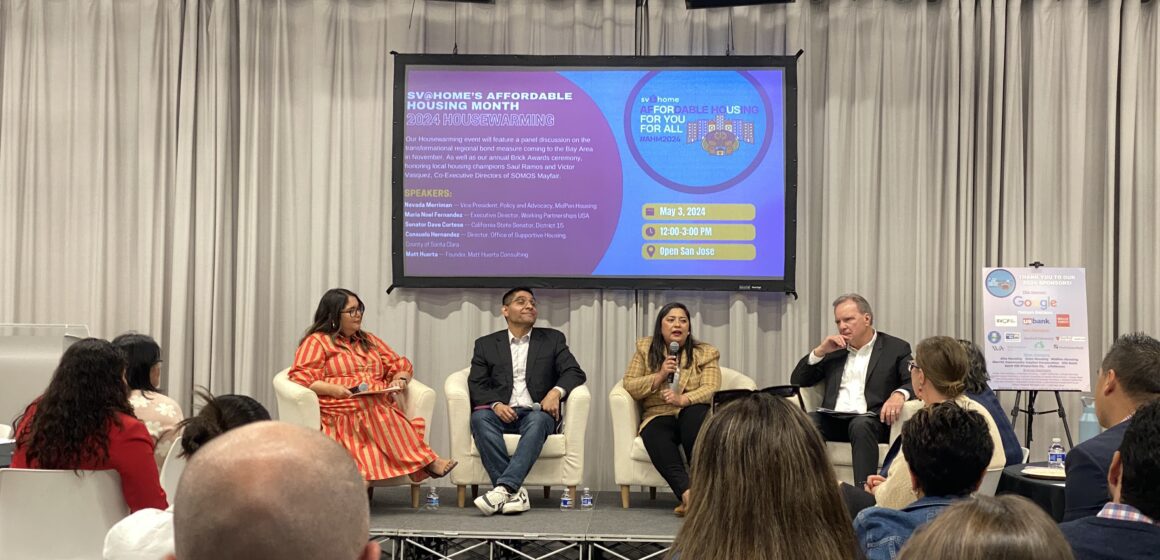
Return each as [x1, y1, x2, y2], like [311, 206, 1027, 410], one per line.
[986, 269, 1017, 298]
[987, 331, 1003, 344]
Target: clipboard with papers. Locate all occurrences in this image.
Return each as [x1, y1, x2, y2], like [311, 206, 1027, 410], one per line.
[815, 408, 877, 419]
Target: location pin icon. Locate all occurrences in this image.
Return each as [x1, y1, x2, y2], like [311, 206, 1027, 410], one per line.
[646, 245, 656, 258]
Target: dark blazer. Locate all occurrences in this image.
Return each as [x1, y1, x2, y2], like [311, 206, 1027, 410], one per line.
[790, 331, 914, 414]
[1063, 420, 1130, 521]
[967, 388, 1024, 467]
[1060, 514, 1160, 560]
[468, 327, 586, 408]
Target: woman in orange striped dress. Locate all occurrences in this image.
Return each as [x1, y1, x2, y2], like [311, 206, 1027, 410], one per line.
[289, 288, 456, 483]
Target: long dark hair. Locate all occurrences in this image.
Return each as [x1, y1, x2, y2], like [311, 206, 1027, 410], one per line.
[113, 333, 163, 394]
[301, 288, 368, 350]
[958, 339, 992, 394]
[15, 338, 133, 468]
[647, 302, 698, 372]
[178, 389, 271, 458]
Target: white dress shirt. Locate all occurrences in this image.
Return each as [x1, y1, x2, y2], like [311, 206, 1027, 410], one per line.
[808, 332, 879, 413]
[508, 329, 535, 408]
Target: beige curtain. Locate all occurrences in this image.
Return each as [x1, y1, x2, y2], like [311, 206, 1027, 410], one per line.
[1, 0, 1157, 489]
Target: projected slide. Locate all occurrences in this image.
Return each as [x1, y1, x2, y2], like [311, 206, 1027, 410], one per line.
[394, 55, 796, 291]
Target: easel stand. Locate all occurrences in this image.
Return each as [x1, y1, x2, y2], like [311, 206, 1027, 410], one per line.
[1010, 390, 1075, 448]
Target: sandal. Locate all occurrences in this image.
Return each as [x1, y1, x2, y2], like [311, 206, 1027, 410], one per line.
[424, 458, 458, 479]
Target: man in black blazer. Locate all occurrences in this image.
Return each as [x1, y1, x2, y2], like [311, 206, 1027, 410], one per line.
[790, 294, 913, 487]
[1064, 332, 1160, 521]
[1060, 399, 1160, 559]
[468, 287, 587, 516]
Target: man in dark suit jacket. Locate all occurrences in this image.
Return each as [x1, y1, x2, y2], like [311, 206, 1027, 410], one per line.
[790, 294, 913, 487]
[1064, 332, 1160, 521]
[468, 287, 586, 516]
[1060, 399, 1160, 560]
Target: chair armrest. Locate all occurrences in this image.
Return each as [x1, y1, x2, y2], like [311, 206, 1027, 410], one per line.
[560, 384, 590, 486]
[273, 371, 321, 430]
[609, 382, 643, 484]
[444, 369, 473, 463]
[399, 378, 436, 442]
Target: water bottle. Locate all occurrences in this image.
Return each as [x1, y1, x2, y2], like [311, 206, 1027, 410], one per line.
[1079, 396, 1100, 444]
[1048, 438, 1066, 469]
[560, 488, 573, 510]
[580, 487, 594, 510]
[425, 486, 440, 510]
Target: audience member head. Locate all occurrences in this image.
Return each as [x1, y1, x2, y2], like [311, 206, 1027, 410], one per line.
[113, 333, 164, 394]
[303, 288, 368, 349]
[898, 495, 1075, 560]
[177, 389, 271, 458]
[832, 293, 874, 348]
[171, 422, 378, 560]
[958, 339, 992, 395]
[647, 302, 698, 372]
[1094, 332, 1160, 428]
[901, 402, 993, 499]
[672, 393, 859, 560]
[15, 338, 131, 468]
[1109, 399, 1160, 518]
[501, 287, 537, 331]
[912, 336, 970, 403]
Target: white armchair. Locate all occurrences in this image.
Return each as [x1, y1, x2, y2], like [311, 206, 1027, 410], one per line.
[272, 368, 437, 507]
[609, 366, 756, 508]
[800, 384, 912, 484]
[444, 368, 591, 508]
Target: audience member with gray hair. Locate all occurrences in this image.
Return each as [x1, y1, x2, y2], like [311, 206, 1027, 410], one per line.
[168, 421, 379, 560]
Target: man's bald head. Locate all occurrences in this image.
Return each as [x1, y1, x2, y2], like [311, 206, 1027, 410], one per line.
[172, 421, 375, 560]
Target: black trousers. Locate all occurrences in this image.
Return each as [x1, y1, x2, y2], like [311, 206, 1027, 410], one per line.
[809, 412, 889, 487]
[640, 404, 710, 500]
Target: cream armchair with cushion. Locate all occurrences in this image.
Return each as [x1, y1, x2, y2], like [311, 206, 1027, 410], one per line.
[800, 384, 910, 484]
[609, 366, 756, 508]
[444, 368, 591, 508]
[272, 368, 437, 507]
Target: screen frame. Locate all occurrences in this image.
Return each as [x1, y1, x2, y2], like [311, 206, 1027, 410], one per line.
[391, 53, 798, 293]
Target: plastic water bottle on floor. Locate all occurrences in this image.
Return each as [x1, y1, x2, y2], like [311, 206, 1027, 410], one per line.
[580, 487, 594, 510]
[425, 486, 440, 510]
[1048, 438, 1066, 469]
[560, 488, 573, 510]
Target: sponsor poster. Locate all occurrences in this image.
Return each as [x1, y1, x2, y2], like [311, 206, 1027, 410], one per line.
[981, 268, 1091, 392]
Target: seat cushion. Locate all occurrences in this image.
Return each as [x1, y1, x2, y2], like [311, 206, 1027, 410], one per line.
[630, 436, 652, 462]
[826, 441, 889, 467]
[469, 433, 566, 458]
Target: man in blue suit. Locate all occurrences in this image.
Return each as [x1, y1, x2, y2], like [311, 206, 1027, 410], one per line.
[1063, 332, 1160, 521]
[1060, 399, 1160, 559]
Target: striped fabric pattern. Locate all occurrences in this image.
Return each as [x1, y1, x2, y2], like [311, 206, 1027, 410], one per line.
[289, 331, 436, 481]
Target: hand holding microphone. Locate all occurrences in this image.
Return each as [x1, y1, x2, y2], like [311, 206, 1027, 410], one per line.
[668, 341, 681, 394]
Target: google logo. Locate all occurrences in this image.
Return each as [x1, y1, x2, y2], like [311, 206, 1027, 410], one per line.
[1013, 296, 1058, 310]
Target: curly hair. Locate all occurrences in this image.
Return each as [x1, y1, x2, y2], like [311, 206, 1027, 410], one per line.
[15, 338, 132, 468]
[178, 389, 271, 458]
[901, 401, 994, 497]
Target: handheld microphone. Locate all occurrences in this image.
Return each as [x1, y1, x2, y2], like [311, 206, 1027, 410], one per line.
[669, 341, 681, 393]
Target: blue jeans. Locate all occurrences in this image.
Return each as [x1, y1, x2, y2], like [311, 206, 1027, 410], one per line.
[470, 407, 555, 491]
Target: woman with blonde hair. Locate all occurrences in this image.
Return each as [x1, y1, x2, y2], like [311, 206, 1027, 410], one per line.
[670, 392, 860, 560]
[897, 495, 1075, 559]
[866, 336, 1006, 509]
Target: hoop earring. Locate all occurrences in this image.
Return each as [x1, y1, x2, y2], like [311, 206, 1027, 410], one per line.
[331, 322, 337, 330]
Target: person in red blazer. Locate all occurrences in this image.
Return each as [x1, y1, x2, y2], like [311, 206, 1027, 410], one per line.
[12, 338, 167, 513]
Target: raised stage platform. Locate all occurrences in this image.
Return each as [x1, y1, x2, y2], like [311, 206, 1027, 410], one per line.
[369, 487, 683, 559]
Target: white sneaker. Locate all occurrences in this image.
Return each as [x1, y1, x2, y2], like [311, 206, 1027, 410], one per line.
[475, 486, 512, 516]
[499, 487, 530, 515]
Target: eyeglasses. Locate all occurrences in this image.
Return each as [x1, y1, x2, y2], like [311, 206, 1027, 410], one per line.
[341, 307, 364, 318]
[908, 360, 921, 373]
[712, 385, 805, 413]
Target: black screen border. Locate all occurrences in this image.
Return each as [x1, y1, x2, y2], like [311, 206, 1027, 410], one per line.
[391, 53, 798, 293]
